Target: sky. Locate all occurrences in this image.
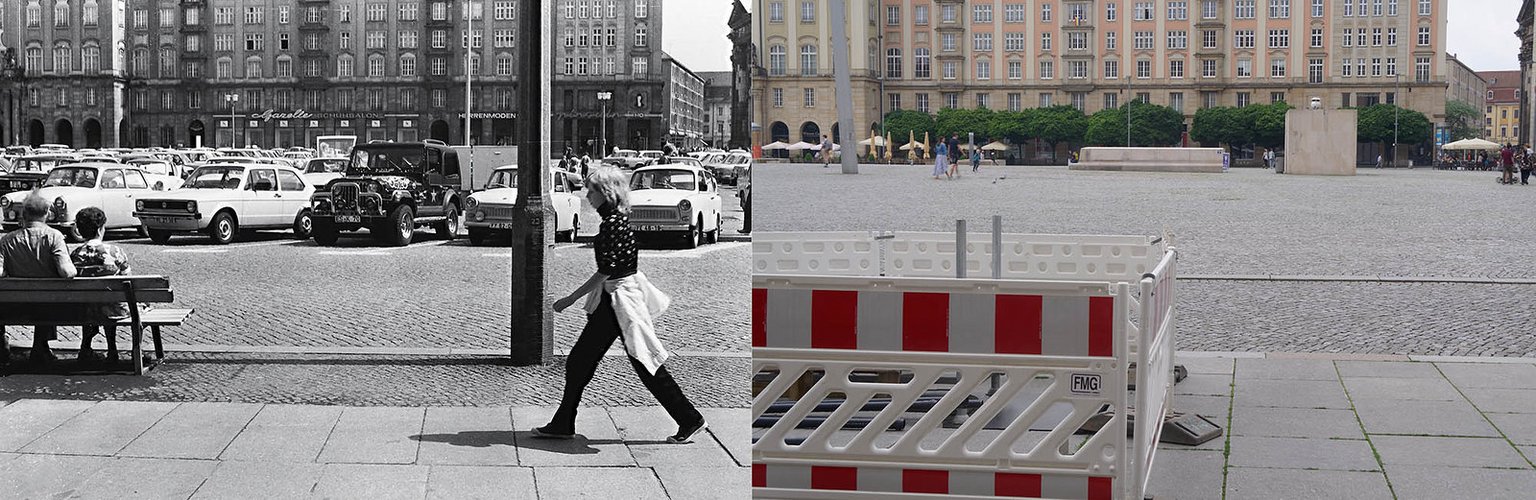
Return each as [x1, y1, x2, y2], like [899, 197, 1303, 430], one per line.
[1447, 0, 1524, 72]
[662, 0, 741, 72]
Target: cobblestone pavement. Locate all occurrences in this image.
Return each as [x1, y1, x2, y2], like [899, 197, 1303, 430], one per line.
[0, 352, 751, 408]
[4, 185, 750, 355]
[756, 164, 1536, 356]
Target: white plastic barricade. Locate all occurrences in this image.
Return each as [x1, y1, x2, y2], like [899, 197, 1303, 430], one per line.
[752, 231, 1178, 500]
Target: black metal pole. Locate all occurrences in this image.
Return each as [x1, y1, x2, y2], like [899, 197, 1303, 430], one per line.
[509, 0, 551, 365]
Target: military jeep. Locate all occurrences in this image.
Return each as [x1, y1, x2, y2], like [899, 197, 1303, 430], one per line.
[308, 140, 463, 246]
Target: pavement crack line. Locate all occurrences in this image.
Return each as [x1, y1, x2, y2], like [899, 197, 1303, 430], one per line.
[1432, 363, 1536, 470]
[1334, 361, 1397, 500]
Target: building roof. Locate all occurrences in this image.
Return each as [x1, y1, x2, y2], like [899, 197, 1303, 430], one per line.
[1477, 70, 1522, 90]
[695, 71, 734, 87]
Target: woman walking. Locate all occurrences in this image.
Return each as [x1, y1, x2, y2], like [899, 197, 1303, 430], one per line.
[535, 167, 707, 443]
[933, 141, 950, 180]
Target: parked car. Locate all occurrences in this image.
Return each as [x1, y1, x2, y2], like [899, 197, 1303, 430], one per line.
[301, 156, 350, 186]
[133, 163, 316, 244]
[704, 151, 751, 185]
[464, 166, 583, 245]
[308, 141, 464, 246]
[1, 163, 166, 239]
[123, 159, 190, 190]
[627, 164, 722, 248]
[603, 149, 650, 169]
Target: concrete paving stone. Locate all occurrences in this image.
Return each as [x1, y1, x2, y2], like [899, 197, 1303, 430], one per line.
[1488, 413, 1536, 446]
[1174, 356, 1235, 375]
[1386, 465, 1536, 500]
[316, 406, 426, 465]
[1372, 435, 1531, 469]
[20, 401, 179, 456]
[311, 463, 430, 500]
[1230, 406, 1365, 440]
[510, 406, 636, 467]
[118, 402, 262, 459]
[1145, 449, 1225, 500]
[426, 465, 537, 500]
[1352, 399, 1500, 437]
[190, 461, 324, 500]
[534, 466, 669, 500]
[610, 407, 737, 468]
[1437, 363, 1536, 390]
[654, 466, 752, 500]
[1520, 446, 1536, 464]
[0, 399, 97, 452]
[415, 407, 518, 466]
[1335, 361, 1446, 379]
[1169, 394, 1232, 421]
[0, 453, 117, 499]
[1461, 388, 1536, 414]
[1174, 373, 1233, 397]
[1341, 376, 1463, 401]
[698, 408, 750, 467]
[1235, 358, 1339, 381]
[1233, 379, 1351, 409]
[1224, 468, 1391, 500]
[1228, 436, 1380, 471]
[71, 456, 219, 500]
[219, 404, 343, 462]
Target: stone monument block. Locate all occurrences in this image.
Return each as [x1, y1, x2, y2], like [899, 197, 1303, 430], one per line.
[1069, 147, 1225, 173]
[1284, 108, 1357, 176]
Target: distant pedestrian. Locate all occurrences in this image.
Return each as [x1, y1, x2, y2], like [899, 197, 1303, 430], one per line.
[1376, 154, 1383, 169]
[947, 135, 961, 164]
[933, 141, 949, 180]
[970, 147, 982, 173]
[820, 135, 833, 167]
[537, 167, 707, 444]
[1521, 144, 1534, 185]
[1502, 144, 1517, 184]
[1263, 149, 1275, 169]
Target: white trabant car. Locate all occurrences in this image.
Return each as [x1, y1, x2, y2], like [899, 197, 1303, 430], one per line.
[627, 164, 722, 248]
[464, 166, 583, 245]
[0, 163, 165, 239]
[134, 163, 315, 244]
[603, 149, 650, 169]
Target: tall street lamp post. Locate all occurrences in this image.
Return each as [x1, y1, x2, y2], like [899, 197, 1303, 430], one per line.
[225, 93, 240, 148]
[598, 90, 611, 157]
[1394, 73, 1401, 167]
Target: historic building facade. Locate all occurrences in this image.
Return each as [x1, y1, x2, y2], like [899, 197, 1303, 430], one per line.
[2, 0, 131, 148]
[663, 53, 705, 148]
[754, 0, 1450, 155]
[551, 0, 665, 156]
[1444, 54, 1485, 138]
[699, 70, 735, 148]
[1480, 70, 1521, 145]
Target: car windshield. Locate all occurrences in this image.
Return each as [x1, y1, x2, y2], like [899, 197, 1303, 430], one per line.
[630, 169, 696, 191]
[349, 146, 424, 173]
[306, 159, 347, 173]
[133, 161, 173, 176]
[15, 158, 69, 172]
[487, 169, 518, 189]
[42, 167, 99, 188]
[186, 166, 246, 189]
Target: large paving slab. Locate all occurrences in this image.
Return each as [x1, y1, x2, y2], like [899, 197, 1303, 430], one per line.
[118, 402, 262, 459]
[1460, 388, 1536, 414]
[1233, 379, 1350, 409]
[1174, 356, 1236, 375]
[699, 407, 751, 467]
[1488, 413, 1536, 446]
[1229, 406, 1364, 439]
[312, 463, 431, 500]
[219, 404, 344, 462]
[1341, 376, 1463, 401]
[654, 466, 752, 500]
[0, 399, 97, 452]
[1235, 358, 1341, 381]
[1352, 399, 1500, 437]
[415, 407, 519, 466]
[0, 453, 117, 499]
[71, 457, 219, 500]
[534, 467, 669, 499]
[510, 406, 636, 466]
[1370, 436, 1532, 469]
[1385, 465, 1536, 500]
[609, 406, 736, 468]
[20, 401, 179, 456]
[316, 406, 426, 464]
[1173, 373, 1233, 397]
[1436, 363, 1536, 390]
[189, 461, 324, 500]
[1224, 468, 1392, 500]
[1335, 361, 1446, 379]
[1145, 449, 1225, 500]
[1227, 436, 1379, 471]
[1169, 394, 1232, 421]
[425, 465, 537, 500]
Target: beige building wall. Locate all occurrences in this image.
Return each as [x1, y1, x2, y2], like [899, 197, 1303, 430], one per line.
[754, 0, 883, 148]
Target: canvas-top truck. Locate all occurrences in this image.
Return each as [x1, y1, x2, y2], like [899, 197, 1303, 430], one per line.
[451, 145, 518, 192]
[316, 135, 359, 159]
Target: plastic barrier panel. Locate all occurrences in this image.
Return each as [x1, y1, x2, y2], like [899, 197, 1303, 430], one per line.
[753, 231, 1177, 500]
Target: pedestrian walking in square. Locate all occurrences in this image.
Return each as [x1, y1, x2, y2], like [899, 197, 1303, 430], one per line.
[970, 147, 982, 173]
[933, 141, 949, 180]
[536, 167, 707, 444]
[1501, 144, 1517, 184]
[1520, 144, 1533, 185]
[820, 135, 833, 167]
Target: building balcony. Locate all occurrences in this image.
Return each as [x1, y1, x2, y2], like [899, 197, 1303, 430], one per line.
[180, 23, 207, 33]
[181, 50, 206, 59]
[180, 0, 205, 5]
[298, 0, 330, 4]
[1062, 17, 1094, 29]
[299, 22, 330, 32]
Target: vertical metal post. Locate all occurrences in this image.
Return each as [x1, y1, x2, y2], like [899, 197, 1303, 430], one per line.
[509, 0, 551, 365]
[827, 0, 858, 174]
[465, 0, 475, 147]
[991, 215, 1002, 280]
[955, 219, 966, 279]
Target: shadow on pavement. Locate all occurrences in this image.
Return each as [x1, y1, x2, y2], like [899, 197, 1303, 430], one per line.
[410, 431, 672, 455]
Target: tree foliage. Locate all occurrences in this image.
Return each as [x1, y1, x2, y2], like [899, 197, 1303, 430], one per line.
[1245, 102, 1293, 149]
[883, 110, 936, 144]
[1189, 102, 1291, 149]
[1445, 99, 1481, 142]
[1356, 104, 1432, 145]
[1024, 105, 1089, 150]
[934, 108, 996, 141]
[1084, 101, 1184, 147]
[986, 110, 1033, 145]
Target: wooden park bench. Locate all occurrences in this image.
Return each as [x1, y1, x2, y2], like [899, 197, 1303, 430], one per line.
[0, 276, 193, 375]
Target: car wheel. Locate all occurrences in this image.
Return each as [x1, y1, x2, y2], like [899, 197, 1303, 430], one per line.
[435, 207, 459, 240]
[207, 211, 237, 245]
[708, 214, 721, 244]
[292, 210, 313, 239]
[382, 205, 415, 247]
[147, 228, 173, 244]
[468, 227, 487, 246]
[684, 218, 701, 249]
[312, 219, 339, 245]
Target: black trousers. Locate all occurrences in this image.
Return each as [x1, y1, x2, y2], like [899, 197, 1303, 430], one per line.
[1522, 168, 1532, 184]
[552, 292, 702, 429]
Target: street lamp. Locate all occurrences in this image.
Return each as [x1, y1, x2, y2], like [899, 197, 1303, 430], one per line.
[224, 93, 239, 148]
[1394, 72, 1400, 167]
[597, 90, 611, 157]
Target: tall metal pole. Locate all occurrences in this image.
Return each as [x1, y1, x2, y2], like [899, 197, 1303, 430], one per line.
[509, 0, 551, 365]
[1394, 73, 1400, 167]
[1126, 68, 1132, 147]
[465, 1, 474, 146]
[828, 0, 858, 173]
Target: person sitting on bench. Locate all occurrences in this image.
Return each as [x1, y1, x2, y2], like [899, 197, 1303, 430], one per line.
[69, 207, 133, 364]
[0, 193, 78, 365]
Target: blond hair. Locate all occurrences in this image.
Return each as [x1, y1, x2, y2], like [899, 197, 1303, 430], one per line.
[585, 167, 630, 212]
